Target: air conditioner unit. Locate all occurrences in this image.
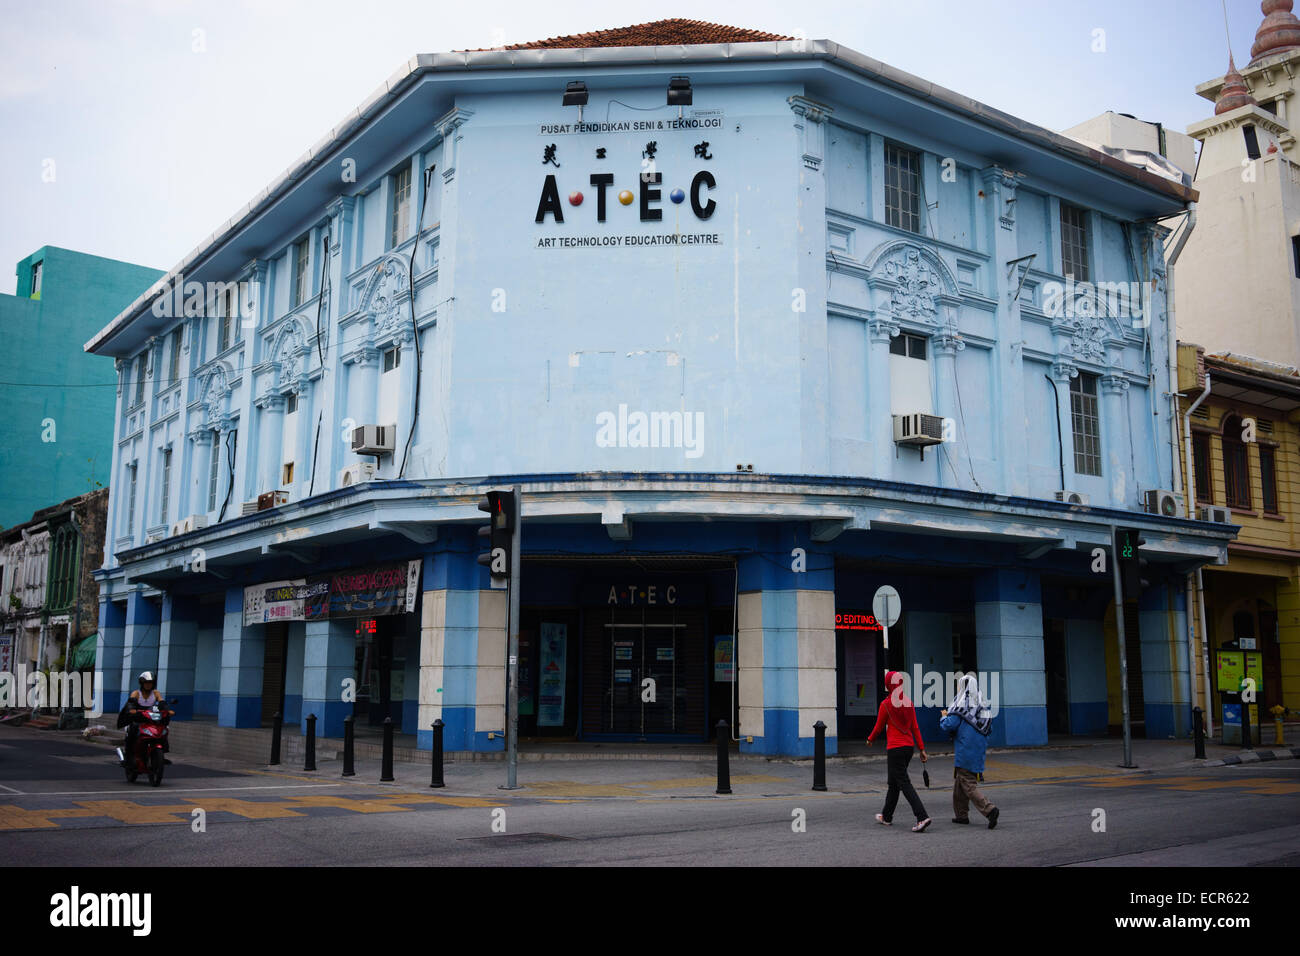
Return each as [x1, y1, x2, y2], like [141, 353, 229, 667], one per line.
[1199, 505, 1232, 524]
[339, 462, 377, 487]
[1143, 489, 1184, 518]
[892, 412, 944, 447]
[1054, 490, 1090, 506]
[170, 514, 209, 537]
[258, 490, 289, 511]
[240, 501, 260, 517]
[351, 424, 395, 456]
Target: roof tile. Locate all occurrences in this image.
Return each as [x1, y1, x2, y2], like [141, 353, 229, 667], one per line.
[466, 18, 791, 52]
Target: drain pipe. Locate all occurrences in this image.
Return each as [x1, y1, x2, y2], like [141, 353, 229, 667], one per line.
[1165, 203, 1207, 735]
[1166, 203, 1196, 495]
[1183, 370, 1214, 736]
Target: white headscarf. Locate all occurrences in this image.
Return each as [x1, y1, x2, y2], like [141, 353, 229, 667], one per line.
[949, 673, 991, 735]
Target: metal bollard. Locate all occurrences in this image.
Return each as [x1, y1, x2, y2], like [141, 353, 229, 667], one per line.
[812, 719, 827, 792]
[430, 719, 445, 789]
[1193, 706, 1206, 760]
[715, 719, 732, 795]
[342, 715, 355, 777]
[381, 717, 395, 782]
[270, 711, 282, 766]
[304, 713, 317, 772]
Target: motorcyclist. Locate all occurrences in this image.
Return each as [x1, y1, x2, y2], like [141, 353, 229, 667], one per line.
[121, 672, 173, 766]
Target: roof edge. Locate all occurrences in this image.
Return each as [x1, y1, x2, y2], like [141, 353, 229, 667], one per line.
[87, 38, 1197, 355]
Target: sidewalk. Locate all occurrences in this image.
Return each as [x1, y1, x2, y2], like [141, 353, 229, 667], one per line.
[59, 726, 1297, 801]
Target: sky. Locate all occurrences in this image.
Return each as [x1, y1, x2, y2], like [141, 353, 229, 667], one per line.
[0, 0, 1269, 295]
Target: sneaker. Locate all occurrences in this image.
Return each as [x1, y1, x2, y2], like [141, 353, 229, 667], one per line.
[988, 807, 1000, 829]
[952, 817, 970, 825]
[875, 813, 892, 826]
[912, 817, 932, 832]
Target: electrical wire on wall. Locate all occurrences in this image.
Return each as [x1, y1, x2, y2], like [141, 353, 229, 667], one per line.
[314, 233, 331, 367]
[1046, 373, 1065, 489]
[307, 412, 323, 497]
[399, 163, 436, 478]
[308, 231, 331, 495]
[217, 429, 237, 522]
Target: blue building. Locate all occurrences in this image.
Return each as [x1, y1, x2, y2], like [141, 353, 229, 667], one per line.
[1, 247, 163, 529]
[87, 20, 1233, 756]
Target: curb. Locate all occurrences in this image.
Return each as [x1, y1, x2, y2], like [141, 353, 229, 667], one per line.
[1197, 747, 1300, 767]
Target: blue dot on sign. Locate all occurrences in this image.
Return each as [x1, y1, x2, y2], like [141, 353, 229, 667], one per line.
[670, 188, 685, 204]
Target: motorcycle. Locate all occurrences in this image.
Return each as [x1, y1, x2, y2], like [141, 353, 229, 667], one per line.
[114, 699, 175, 787]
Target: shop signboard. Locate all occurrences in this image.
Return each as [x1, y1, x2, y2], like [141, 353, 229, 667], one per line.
[242, 579, 306, 626]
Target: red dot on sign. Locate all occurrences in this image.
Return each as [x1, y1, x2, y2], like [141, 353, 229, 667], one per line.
[569, 191, 584, 205]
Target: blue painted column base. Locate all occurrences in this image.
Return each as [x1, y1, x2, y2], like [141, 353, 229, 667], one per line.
[988, 705, 1047, 747]
[1068, 701, 1108, 735]
[218, 695, 262, 728]
[300, 699, 351, 739]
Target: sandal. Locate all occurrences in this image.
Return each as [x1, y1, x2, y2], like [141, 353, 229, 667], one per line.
[912, 817, 932, 832]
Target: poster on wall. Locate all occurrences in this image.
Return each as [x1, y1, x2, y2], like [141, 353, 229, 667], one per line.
[242, 579, 306, 626]
[0, 633, 12, 677]
[537, 623, 567, 726]
[844, 633, 877, 716]
[712, 635, 733, 682]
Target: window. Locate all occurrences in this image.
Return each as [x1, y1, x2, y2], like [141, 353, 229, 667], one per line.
[293, 239, 309, 308]
[169, 329, 183, 385]
[888, 332, 931, 414]
[126, 462, 138, 533]
[159, 449, 172, 524]
[131, 355, 146, 408]
[391, 166, 412, 248]
[282, 462, 295, 486]
[207, 430, 221, 512]
[1292, 235, 1300, 279]
[219, 289, 233, 353]
[30, 261, 42, 298]
[1261, 444, 1279, 514]
[1070, 372, 1102, 477]
[286, 391, 298, 415]
[884, 144, 921, 234]
[1222, 415, 1251, 510]
[383, 346, 401, 373]
[1192, 432, 1213, 504]
[889, 333, 927, 359]
[1061, 203, 1090, 281]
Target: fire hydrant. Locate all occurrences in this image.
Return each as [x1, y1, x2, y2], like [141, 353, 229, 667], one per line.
[1270, 705, 1286, 746]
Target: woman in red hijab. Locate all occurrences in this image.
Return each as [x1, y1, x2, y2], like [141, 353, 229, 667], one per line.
[867, 670, 931, 831]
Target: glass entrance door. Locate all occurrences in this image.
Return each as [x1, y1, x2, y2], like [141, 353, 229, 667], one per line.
[604, 615, 686, 736]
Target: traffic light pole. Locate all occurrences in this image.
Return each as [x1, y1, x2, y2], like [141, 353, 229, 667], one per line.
[1111, 525, 1135, 769]
[505, 486, 522, 790]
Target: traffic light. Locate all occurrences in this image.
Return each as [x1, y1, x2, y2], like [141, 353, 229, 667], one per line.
[477, 490, 516, 581]
[1114, 527, 1149, 598]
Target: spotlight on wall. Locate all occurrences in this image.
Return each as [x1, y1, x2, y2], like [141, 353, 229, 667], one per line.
[667, 75, 692, 118]
[563, 80, 588, 124]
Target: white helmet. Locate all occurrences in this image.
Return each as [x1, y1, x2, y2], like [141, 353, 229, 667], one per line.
[138, 671, 154, 684]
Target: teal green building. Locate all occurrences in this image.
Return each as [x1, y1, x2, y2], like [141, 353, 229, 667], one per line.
[1, 247, 162, 528]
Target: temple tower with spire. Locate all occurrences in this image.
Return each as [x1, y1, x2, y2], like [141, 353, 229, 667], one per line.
[1175, 0, 1300, 365]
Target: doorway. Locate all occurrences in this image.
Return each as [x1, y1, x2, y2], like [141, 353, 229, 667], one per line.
[1044, 618, 1069, 734]
[261, 621, 288, 726]
[582, 605, 706, 740]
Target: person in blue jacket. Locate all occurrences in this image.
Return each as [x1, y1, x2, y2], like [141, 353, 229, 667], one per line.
[939, 673, 999, 829]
